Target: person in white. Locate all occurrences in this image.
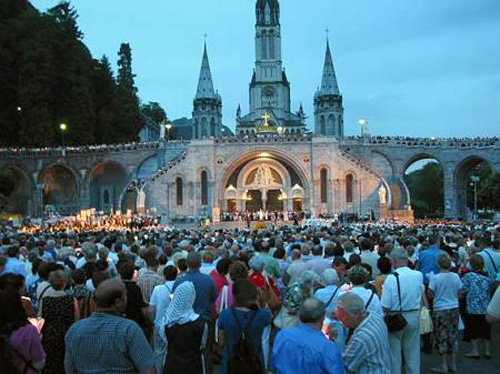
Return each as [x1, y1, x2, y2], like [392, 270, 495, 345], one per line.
[381, 248, 423, 374]
[149, 265, 178, 373]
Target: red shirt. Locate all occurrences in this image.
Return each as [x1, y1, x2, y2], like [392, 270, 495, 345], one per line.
[210, 269, 229, 297]
[249, 271, 280, 297]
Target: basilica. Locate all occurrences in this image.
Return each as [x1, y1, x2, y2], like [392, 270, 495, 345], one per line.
[140, 0, 392, 222]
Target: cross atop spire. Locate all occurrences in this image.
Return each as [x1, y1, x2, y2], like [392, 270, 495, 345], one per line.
[319, 38, 340, 95]
[195, 42, 217, 99]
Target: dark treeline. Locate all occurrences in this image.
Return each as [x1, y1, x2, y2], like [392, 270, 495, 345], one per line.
[0, 0, 142, 146]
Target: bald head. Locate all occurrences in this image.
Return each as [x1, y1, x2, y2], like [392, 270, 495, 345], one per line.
[94, 278, 126, 309]
[299, 298, 326, 324]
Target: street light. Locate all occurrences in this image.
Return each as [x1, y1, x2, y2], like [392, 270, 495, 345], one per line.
[470, 176, 480, 221]
[17, 106, 22, 112]
[165, 121, 172, 141]
[60, 123, 68, 148]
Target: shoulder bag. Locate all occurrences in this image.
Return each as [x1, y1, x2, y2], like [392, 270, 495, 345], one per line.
[384, 272, 407, 332]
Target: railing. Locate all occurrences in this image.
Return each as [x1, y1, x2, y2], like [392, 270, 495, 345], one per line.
[343, 136, 499, 148]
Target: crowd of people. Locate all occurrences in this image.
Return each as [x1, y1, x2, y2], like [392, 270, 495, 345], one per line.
[344, 135, 500, 147]
[1, 219, 500, 374]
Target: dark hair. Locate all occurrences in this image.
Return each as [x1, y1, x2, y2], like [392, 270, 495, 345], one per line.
[377, 256, 392, 275]
[31, 258, 43, 275]
[360, 238, 373, 251]
[0, 274, 24, 292]
[233, 278, 258, 308]
[119, 262, 136, 281]
[177, 258, 188, 272]
[333, 256, 347, 267]
[163, 265, 178, 281]
[159, 254, 168, 265]
[0, 290, 28, 334]
[146, 256, 159, 268]
[7, 246, 19, 258]
[274, 247, 286, 259]
[216, 258, 231, 275]
[229, 261, 248, 281]
[187, 252, 201, 268]
[72, 269, 87, 285]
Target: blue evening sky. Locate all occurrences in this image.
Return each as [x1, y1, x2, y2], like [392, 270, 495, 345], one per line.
[31, 0, 500, 138]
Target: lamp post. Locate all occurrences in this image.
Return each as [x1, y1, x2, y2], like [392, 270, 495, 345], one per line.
[60, 123, 68, 146]
[470, 176, 480, 221]
[165, 121, 172, 141]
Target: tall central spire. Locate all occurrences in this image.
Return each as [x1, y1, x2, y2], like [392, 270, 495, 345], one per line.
[319, 39, 340, 95]
[195, 42, 216, 99]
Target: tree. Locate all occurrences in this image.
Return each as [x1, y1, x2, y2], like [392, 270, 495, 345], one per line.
[404, 162, 444, 218]
[141, 101, 167, 124]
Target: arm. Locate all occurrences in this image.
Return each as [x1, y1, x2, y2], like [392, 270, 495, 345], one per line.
[73, 298, 80, 321]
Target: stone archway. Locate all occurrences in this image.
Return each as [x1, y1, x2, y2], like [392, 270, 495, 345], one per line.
[89, 161, 128, 214]
[39, 164, 79, 215]
[0, 165, 32, 215]
[219, 149, 311, 213]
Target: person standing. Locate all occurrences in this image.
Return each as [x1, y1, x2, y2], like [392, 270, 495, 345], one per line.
[3, 246, 27, 277]
[461, 254, 493, 359]
[338, 293, 391, 374]
[138, 257, 164, 304]
[478, 234, 500, 281]
[381, 248, 423, 374]
[173, 252, 217, 374]
[64, 279, 156, 374]
[162, 281, 208, 374]
[428, 253, 463, 373]
[273, 298, 344, 374]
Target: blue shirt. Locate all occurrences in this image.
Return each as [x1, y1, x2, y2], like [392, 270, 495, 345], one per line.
[418, 246, 447, 284]
[65, 312, 156, 374]
[462, 272, 492, 314]
[273, 324, 344, 374]
[218, 308, 271, 374]
[4, 257, 27, 277]
[173, 270, 217, 322]
[479, 249, 500, 281]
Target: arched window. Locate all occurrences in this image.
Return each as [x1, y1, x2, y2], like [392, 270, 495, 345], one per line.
[320, 168, 328, 203]
[328, 114, 336, 135]
[210, 118, 216, 137]
[176, 177, 183, 206]
[346, 174, 354, 203]
[201, 171, 208, 205]
[201, 117, 208, 138]
[320, 116, 326, 135]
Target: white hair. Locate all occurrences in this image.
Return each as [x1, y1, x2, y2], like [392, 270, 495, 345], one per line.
[337, 292, 367, 317]
[322, 269, 339, 285]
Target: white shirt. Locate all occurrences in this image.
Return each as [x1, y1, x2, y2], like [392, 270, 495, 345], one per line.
[341, 286, 384, 318]
[381, 267, 423, 312]
[429, 272, 462, 311]
[150, 281, 175, 326]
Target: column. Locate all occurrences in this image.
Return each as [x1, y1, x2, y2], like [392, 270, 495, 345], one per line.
[444, 163, 458, 219]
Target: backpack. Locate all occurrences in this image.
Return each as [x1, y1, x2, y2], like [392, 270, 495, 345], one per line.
[227, 309, 264, 374]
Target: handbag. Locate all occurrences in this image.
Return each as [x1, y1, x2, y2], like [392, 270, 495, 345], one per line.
[384, 272, 408, 332]
[264, 276, 282, 311]
[419, 306, 433, 334]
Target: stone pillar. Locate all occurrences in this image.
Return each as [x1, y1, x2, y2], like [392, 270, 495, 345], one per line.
[444, 163, 458, 219]
[262, 189, 267, 211]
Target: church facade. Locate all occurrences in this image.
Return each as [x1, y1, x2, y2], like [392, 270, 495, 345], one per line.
[142, 0, 391, 221]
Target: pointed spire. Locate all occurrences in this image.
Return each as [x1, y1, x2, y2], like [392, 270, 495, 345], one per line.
[195, 42, 217, 99]
[319, 38, 340, 95]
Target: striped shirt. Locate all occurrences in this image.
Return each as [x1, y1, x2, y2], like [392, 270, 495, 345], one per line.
[343, 313, 391, 374]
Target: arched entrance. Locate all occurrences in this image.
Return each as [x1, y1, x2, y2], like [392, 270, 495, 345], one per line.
[403, 156, 444, 219]
[454, 156, 493, 220]
[39, 164, 78, 215]
[0, 165, 31, 215]
[219, 150, 310, 214]
[89, 161, 128, 214]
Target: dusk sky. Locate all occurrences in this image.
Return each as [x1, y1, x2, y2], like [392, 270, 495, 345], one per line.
[31, 0, 500, 137]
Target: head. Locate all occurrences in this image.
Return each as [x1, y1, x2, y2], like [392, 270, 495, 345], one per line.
[359, 238, 373, 252]
[233, 278, 259, 309]
[216, 258, 231, 276]
[7, 246, 19, 258]
[119, 262, 137, 281]
[322, 269, 339, 286]
[146, 256, 159, 271]
[186, 252, 202, 270]
[48, 269, 67, 291]
[291, 249, 301, 261]
[249, 255, 266, 273]
[377, 256, 392, 275]
[437, 252, 452, 270]
[202, 250, 214, 264]
[347, 265, 370, 286]
[469, 254, 484, 272]
[299, 298, 326, 329]
[71, 269, 87, 286]
[300, 270, 321, 292]
[0, 290, 28, 334]
[390, 248, 409, 269]
[94, 278, 127, 314]
[337, 292, 367, 329]
[229, 261, 249, 281]
[333, 256, 348, 275]
[163, 265, 178, 281]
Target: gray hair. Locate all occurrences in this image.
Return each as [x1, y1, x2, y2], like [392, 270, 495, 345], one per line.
[322, 269, 339, 285]
[390, 248, 408, 262]
[437, 252, 452, 270]
[300, 270, 321, 287]
[337, 292, 367, 317]
[249, 255, 266, 272]
[299, 298, 326, 323]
